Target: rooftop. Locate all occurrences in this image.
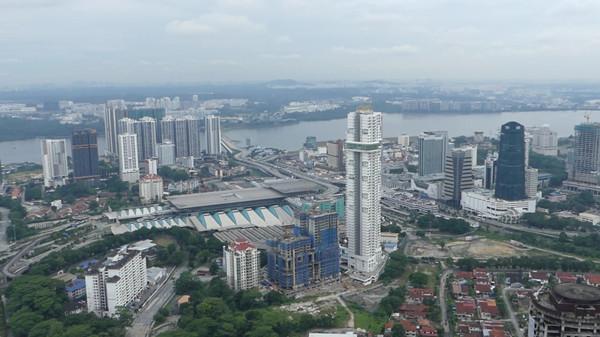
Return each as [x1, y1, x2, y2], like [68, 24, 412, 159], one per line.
[167, 187, 285, 211]
[263, 179, 321, 195]
[553, 283, 600, 303]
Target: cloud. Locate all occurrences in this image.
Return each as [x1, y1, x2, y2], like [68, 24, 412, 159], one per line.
[0, 58, 22, 64]
[332, 45, 419, 55]
[165, 13, 264, 35]
[260, 53, 301, 59]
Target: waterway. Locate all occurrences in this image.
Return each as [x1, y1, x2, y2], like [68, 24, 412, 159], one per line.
[0, 110, 592, 163]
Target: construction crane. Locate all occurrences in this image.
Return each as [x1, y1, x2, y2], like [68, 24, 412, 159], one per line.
[585, 111, 592, 123]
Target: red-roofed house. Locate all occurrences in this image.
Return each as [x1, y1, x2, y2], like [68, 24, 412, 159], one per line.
[555, 271, 578, 283]
[457, 321, 482, 336]
[474, 282, 493, 298]
[456, 299, 477, 320]
[408, 288, 435, 303]
[585, 273, 600, 286]
[452, 281, 470, 298]
[455, 271, 474, 280]
[529, 271, 549, 284]
[419, 325, 438, 337]
[398, 319, 418, 337]
[478, 299, 499, 320]
[473, 268, 488, 279]
[399, 304, 428, 320]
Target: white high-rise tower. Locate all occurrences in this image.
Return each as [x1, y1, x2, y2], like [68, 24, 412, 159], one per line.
[345, 107, 384, 283]
[118, 133, 140, 183]
[41, 139, 69, 188]
[205, 115, 222, 155]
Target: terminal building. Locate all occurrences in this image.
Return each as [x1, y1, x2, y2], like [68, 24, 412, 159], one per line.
[461, 188, 536, 223]
[529, 283, 600, 337]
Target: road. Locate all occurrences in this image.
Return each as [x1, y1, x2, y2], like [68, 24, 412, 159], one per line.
[502, 287, 523, 337]
[2, 237, 42, 278]
[0, 207, 11, 251]
[127, 266, 186, 337]
[439, 267, 452, 337]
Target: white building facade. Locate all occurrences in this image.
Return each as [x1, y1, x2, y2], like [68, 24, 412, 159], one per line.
[118, 133, 140, 183]
[157, 141, 176, 166]
[205, 115, 222, 156]
[41, 139, 69, 188]
[461, 189, 536, 223]
[85, 249, 147, 316]
[345, 107, 385, 282]
[528, 125, 558, 156]
[223, 239, 260, 291]
[139, 175, 163, 204]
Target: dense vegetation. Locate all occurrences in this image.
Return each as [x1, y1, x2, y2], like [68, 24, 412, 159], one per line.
[159, 276, 339, 337]
[5, 275, 128, 337]
[456, 255, 596, 272]
[537, 191, 597, 213]
[380, 250, 410, 283]
[0, 118, 103, 142]
[0, 196, 35, 240]
[416, 214, 472, 235]
[158, 167, 190, 182]
[529, 152, 567, 187]
[28, 228, 222, 276]
[522, 212, 594, 231]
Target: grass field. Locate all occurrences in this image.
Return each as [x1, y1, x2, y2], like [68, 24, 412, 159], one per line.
[349, 303, 385, 332]
[153, 234, 177, 247]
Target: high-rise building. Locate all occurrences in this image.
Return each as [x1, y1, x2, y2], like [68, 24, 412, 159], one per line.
[157, 141, 176, 166]
[529, 283, 600, 337]
[104, 101, 127, 155]
[161, 116, 201, 158]
[495, 121, 526, 201]
[205, 115, 222, 156]
[484, 153, 498, 190]
[418, 131, 448, 176]
[443, 148, 474, 208]
[223, 239, 260, 291]
[135, 117, 158, 161]
[85, 248, 147, 316]
[326, 140, 344, 171]
[525, 167, 539, 198]
[345, 107, 384, 281]
[118, 117, 157, 161]
[41, 139, 69, 188]
[398, 134, 410, 147]
[528, 125, 558, 156]
[72, 129, 99, 181]
[298, 212, 340, 282]
[569, 123, 600, 185]
[118, 134, 140, 183]
[267, 226, 316, 290]
[139, 175, 163, 204]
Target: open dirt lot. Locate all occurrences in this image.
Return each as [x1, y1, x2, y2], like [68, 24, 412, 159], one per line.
[408, 237, 528, 259]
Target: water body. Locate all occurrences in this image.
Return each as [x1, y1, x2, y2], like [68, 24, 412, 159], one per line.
[0, 110, 592, 163]
[0, 136, 106, 164]
[224, 110, 591, 150]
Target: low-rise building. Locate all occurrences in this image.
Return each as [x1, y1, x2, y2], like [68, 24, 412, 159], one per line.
[461, 188, 536, 223]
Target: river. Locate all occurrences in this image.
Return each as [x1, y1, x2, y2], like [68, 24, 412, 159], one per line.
[0, 110, 591, 163]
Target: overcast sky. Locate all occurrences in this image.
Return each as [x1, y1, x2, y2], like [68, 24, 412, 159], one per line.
[1, 0, 600, 87]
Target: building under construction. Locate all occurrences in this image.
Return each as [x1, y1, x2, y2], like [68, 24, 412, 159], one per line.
[266, 218, 340, 290]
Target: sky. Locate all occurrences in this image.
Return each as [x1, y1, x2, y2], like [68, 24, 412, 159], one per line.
[1, 0, 600, 86]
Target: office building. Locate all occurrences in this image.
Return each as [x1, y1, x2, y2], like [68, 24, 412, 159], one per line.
[463, 144, 478, 169]
[85, 248, 147, 316]
[118, 134, 140, 183]
[205, 115, 222, 156]
[161, 116, 201, 158]
[418, 131, 447, 176]
[298, 212, 340, 282]
[529, 283, 600, 337]
[326, 140, 344, 171]
[104, 101, 127, 155]
[345, 107, 384, 282]
[72, 129, 99, 181]
[528, 125, 558, 156]
[483, 153, 498, 190]
[41, 139, 69, 188]
[525, 168, 539, 198]
[495, 121, 526, 201]
[267, 226, 316, 290]
[157, 141, 176, 166]
[304, 136, 317, 150]
[223, 239, 260, 291]
[443, 148, 474, 208]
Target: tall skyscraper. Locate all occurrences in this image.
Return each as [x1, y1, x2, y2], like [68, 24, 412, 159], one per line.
[484, 153, 498, 190]
[161, 116, 201, 158]
[104, 101, 127, 155]
[525, 167, 539, 198]
[528, 125, 558, 156]
[495, 121, 526, 201]
[345, 107, 384, 281]
[443, 148, 474, 208]
[418, 131, 447, 176]
[118, 134, 140, 183]
[41, 139, 69, 188]
[223, 239, 260, 291]
[298, 212, 340, 281]
[326, 140, 344, 171]
[118, 117, 157, 161]
[205, 115, 222, 155]
[72, 129, 99, 181]
[569, 123, 600, 185]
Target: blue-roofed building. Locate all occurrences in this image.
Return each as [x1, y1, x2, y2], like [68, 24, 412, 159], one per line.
[66, 278, 86, 300]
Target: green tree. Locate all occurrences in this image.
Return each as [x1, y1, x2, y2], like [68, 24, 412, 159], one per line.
[28, 319, 64, 337]
[392, 324, 406, 337]
[9, 309, 44, 337]
[409, 272, 429, 288]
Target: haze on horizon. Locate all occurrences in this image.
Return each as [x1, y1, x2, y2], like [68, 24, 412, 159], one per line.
[1, 0, 600, 87]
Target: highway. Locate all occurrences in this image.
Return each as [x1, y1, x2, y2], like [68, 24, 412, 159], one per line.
[2, 237, 42, 278]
